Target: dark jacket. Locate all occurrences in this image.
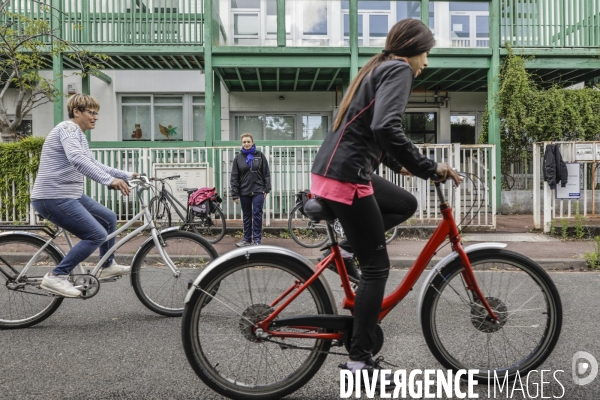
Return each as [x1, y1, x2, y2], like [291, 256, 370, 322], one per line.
[311, 59, 437, 183]
[230, 150, 271, 199]
[543, 144, 568, 189]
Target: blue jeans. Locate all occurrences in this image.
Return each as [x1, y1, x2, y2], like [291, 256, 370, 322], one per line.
[240, 194, 265, 244]
[32, 195, 116, 276]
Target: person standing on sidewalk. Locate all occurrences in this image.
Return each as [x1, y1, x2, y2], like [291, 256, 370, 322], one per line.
[310, 19, 461, 377]
[230, 133, 271, 247]
[31, 94, 137, 297]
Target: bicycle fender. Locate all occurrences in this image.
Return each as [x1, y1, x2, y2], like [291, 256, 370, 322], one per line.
[128, 227, 181, 286]
[184, 245, 339, 315]
[416, 242, 508, 326]
[0, 230, 67, 258]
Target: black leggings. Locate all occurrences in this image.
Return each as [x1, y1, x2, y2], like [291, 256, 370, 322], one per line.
[323, 174, 417, 362]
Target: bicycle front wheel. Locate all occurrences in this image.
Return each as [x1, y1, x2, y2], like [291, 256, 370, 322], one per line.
[131, 230, 219, 317]
[0, 234, 64, 329]
[182, 254, 334, 400]
[149, 196, 171, 231]
[288, 203, 328, 248]
[421, 249, 562, 382]
[187, 206, 226, 244]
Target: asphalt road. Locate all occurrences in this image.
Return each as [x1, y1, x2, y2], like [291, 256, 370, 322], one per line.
[1, 270, 600, 400]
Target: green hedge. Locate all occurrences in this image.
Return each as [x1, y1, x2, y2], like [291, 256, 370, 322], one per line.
[481, 46, 600, 176]
[0, 137, 44, 222]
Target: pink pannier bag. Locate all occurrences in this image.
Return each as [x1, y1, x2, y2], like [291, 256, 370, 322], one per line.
[188, 187, 217, 216]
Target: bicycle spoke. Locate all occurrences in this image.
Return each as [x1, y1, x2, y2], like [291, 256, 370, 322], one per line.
[424, 253, 560, 378]
[185, 261, 332, 396]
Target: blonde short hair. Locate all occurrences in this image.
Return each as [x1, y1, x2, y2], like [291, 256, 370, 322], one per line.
[67, 94, 100, 118]
[240, 133, 254, 143]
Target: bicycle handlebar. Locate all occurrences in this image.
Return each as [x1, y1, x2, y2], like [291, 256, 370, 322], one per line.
[150, 175, 180, 182]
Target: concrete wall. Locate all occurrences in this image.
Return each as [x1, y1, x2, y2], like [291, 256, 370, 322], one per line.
[500, 189, 600, 215]
[500, 190, 534, 214]
[6, 71, 488, 144]
[19, 70, 205, 141]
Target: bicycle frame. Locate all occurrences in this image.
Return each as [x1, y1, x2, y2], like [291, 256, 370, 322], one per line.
[12, 178, 181, 283]
[157, 182, 190, 222]
[253, 182, 499, 340]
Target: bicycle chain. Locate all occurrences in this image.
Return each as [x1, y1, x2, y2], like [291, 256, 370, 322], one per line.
[259, 336, 401, 370]
[259, 335, 348, 357]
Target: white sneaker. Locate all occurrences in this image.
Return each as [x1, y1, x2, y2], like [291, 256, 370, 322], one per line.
[99, 261, 131, 278]
[40, 273, 82, 298]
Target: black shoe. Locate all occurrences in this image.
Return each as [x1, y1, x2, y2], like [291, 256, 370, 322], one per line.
[236, 240, 252, 247]
[319, 249, 361, 283]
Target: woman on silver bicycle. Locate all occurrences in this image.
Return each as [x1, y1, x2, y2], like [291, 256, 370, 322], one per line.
[31, 95, 137, 297]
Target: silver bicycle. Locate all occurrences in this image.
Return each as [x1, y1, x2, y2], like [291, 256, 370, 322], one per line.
[0, 175, 218, 329]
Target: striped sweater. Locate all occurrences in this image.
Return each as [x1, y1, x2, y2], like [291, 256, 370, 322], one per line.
[31, 121, 132, 200]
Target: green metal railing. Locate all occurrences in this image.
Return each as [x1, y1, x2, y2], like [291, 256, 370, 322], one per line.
[4, 0, 600, 49]
[3, 0, 204, 45]
[501, 0, 600, 47]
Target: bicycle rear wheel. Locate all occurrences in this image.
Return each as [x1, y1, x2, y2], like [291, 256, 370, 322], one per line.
[187, 205, 226, 244]
[149, 196, 171, 230]
[0, 234, 64, 329]
[421, 249, 562, 382]
[182, 253, 334, 400]
[385, 226, 398, 244]
[288, 203, 328, 248]
[131, 230, 219, 317]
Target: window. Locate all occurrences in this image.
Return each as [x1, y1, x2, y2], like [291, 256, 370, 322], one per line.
[192, 96, 206, 141]
[341, 1, 429, 47]
[441, 1, 489, 48]
[154, 97, 183, 141]
[9, 117, 32, 138]
[120, 94, 204, 142]
[230, 0, 329, 46]
[232, 113, 330, 141]
[402, 112, 437, 144]
[302, 114, 328, 140]
[300, 1, 329, 45]
[451, 114, 477, 144]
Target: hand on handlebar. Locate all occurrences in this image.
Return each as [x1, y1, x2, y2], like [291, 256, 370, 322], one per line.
[434, 163, 463, 186]
[110, 178, 131, 196]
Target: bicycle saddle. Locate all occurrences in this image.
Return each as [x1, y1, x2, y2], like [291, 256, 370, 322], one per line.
[303, 198, 336, 223]
[183, 188, 198, 193]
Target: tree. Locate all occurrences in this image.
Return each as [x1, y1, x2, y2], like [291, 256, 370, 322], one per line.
[0, 1, 109, 142]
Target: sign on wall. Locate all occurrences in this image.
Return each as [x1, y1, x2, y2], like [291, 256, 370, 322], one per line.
[154, 163, 211, 212]
[555, 163, 581, 200]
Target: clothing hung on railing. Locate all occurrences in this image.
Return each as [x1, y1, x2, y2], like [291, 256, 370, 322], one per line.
[543, 144, 568, 189]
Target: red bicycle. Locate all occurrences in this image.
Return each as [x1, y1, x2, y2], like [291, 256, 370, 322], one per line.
[181, 178, 562, 400]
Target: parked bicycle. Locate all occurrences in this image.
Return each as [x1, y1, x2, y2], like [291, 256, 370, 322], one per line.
[0, 175, 218, 329]
[148, 175, 226, 244]
[182, 175, 562, 400]
[288, 190, 398, 248]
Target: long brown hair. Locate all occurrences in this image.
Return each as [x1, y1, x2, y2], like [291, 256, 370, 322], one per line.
[333, 19, 435, 131]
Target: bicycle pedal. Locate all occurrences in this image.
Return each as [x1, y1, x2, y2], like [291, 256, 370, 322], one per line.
[98, 276, 120, 283]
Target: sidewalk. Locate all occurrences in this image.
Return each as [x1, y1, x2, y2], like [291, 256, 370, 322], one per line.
[213, 214, 597, 271]
[17, 214, 598, 271]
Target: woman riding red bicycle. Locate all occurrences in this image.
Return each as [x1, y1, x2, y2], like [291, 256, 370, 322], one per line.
[310, 19, 461, 375]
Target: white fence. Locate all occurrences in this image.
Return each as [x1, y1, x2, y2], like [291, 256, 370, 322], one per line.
[4, 144, 497, 229]
[533, 141, 600, 232]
